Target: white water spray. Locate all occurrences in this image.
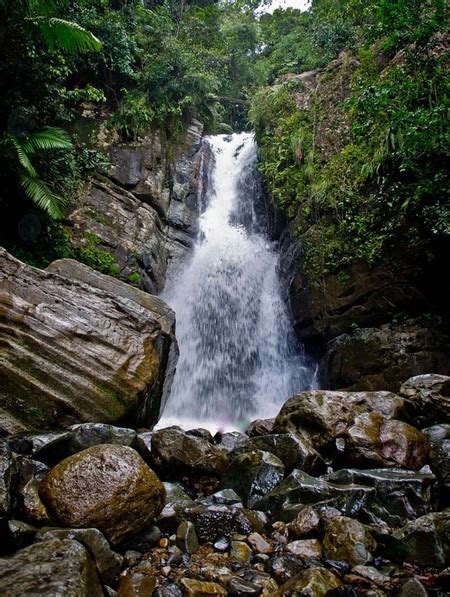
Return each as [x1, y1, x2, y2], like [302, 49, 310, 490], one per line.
[158, 133, 314, 431]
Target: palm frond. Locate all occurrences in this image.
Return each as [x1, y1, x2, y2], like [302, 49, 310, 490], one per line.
[3, 135, 37, 177]
[20, 175, 67, 219]
[39, 18, 102, 54]
[25, 0, 58, 17]
[21, 127, 72, 154]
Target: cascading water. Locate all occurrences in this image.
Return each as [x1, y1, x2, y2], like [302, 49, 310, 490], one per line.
[158, 132, 315, 431]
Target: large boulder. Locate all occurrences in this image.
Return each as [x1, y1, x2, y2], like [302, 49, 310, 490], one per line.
[273, 390, 405, 455]
[0, 250, 177, 435]
[0, 539, 103, 596]
[342, 413, 430, 470]
[40, 444, 165, 545]
[323, 326, 450, 393]
[151, 427, 228, 477]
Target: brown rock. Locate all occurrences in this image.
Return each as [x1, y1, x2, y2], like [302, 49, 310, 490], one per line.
[288, 506, 321, 538]
[0, 539, 102, 595]
[40, 444, 165, 545]
[275, 567, 341, 596]
[0, 249, 177, 435]
[248, 532, 272, 554]
[180, 578, 227, 596]
[230, 540, 252, 562]
[323, 516, 376, 566]
[285, 539, 322, 559]
[118, 572, 156, 597]
[344, 412, 430, 470]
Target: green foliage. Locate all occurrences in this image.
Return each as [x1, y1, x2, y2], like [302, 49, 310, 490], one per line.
[127, 271, 142, 285]
[76, 232, 120, 276]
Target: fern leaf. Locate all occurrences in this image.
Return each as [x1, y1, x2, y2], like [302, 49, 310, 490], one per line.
[20, 175, 67, 219]
[22, 127, 72, 153]
[4, 135, 37, 177]
[39, 18, 102, 54]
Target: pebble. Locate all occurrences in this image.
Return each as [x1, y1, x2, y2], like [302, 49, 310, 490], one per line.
[285, 539, 322, 559]
[213, 537, 230, 552]
[230, 541, 252, 562]
[228, 577, 262, 596]
[247, 532, 272, 554]
[176, 521, 198, 554]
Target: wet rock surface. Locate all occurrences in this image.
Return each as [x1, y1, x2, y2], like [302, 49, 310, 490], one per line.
[2, 379, 450, 595]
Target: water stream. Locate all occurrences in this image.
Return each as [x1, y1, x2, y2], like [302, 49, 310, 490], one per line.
[158, 133, 315, 431]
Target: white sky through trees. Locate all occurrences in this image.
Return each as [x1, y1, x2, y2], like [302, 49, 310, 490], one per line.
[265, 0, 311, 12]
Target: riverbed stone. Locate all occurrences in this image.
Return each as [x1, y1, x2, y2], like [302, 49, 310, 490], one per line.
[0, 539, 102, 596]
[248, 531, 272, 554]
[176, 521, 199, 554]
[275, 567, 341, 596]
[182, 505, 266, 542]
[323, 516, 376, 566]
[393, 511, 450, 568]
[156, 482, 195, 533]
[286, 539, 322, 559]
[5, 519, 37, 552]
[214, 431, 248, 453]
[202, 488, 243, 506]
[343, 413, 430, 470]
[40, 444, 165, 545]
[0, 443, 17, 518]
[230, 540, 252, 561]
[246, 419, 275, 437]
[220, 450, 285, 507]
[36, 527, 123, 584]
[228, 577, 262, 596]
[118, 572, 156, 597]
[180, 578, 227, 596]
[151, 427, 228, 477]
[288, 506, 321, 538]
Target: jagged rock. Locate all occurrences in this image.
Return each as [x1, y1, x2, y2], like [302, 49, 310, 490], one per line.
[273, 390, 406, 456]
[400, 374, 450, 426]
[117, 572, 156, 597]
[13, 456, 51, 526]
[40, 444, 165, 545]
[228, 577, 262, 596]
[0, 443, 17, 518]
[214, 431, 248, 453]
[156, 482, 195, 533]
[154, 584, 183, 597]
[0, 539, 102, 596]
[181, 579, 227, 596]
[274, 567, 341, 596]
[323, 326, 450, 393]
[288, 506, 321, 538]
[246, 419, 275, 437]
[202, 488, 243, 506]
[220, 450, 285, 508]
[286, 539, 322, 559]
[0, 250, 177, 435]
[254, 469, 375, 522]
[343, 413, 430, 470]
[36, 527, 123, 584]
[322, 516, 376, 566]
[181, 505, 266, 542]
[393, 511, 450, 568]
[399, 578, 428, 597]
[230, 433, 325, 474]
[326, 468, 437, 526]
[187, 428, 215, 443]
[151, 427, 228, 477]
[176, 521, 198, 554]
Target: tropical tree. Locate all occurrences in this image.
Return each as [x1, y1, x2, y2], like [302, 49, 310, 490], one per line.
[0, 128, 73, 218]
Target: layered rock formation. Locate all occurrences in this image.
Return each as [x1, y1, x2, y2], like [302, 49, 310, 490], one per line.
[66, 120, 204, 293]
[0, 250, 177, 436]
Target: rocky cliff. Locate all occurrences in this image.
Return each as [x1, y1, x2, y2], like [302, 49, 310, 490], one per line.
[260, 52, 450, 391]
[66, 120, 205, 294]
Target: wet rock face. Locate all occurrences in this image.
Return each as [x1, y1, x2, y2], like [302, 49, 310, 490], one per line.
[393, 511, 450, 568]
[40, 444, 166, 545]
[67, 121, 204, 294]
[0, 443, 17, 519]
[322, 325, 450, 393]
[400, 374, 450, 426]
[151, 427, 228, 477]
[220, 450, 285, 507]
[0, 250, 177, 435]
[0, 539, 103, 596]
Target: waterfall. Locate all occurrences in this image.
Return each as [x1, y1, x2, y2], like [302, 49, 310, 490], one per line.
[158, 133, 315, 431]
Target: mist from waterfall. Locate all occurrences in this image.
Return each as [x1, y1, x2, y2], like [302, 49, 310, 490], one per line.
[158, 132, 315, 431]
